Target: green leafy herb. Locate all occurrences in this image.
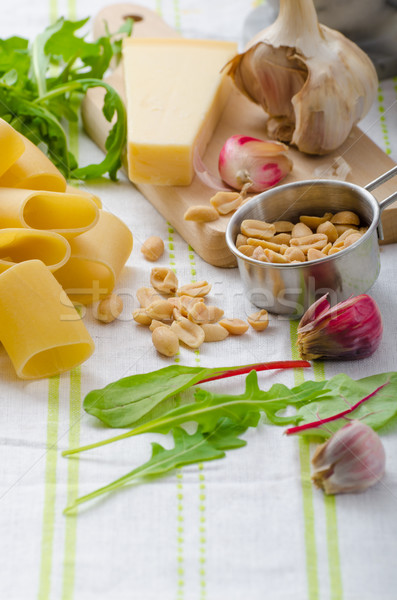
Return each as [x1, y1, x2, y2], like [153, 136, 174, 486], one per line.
[83, 360, 310, 428]
[0, 16, 132, 180]
[64, 418, 247, 514]
[66, 371, 326, 456]
[286, 372, 397, 438]
[64, 369, 397, 513]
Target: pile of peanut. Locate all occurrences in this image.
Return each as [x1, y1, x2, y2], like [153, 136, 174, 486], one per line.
[236, 211, 368, 263]
[133, 267, 269, 357]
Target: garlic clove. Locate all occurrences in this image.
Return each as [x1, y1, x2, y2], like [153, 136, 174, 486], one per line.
[297, 293, 383, 361]
[312, 421, 386, 494]
[225, 0, 378, 155]
[218, 135, 292, 193]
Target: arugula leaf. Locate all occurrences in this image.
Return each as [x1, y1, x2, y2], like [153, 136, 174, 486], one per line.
[286, 372, 397, 438]
[67, 371, 326, 455]
[82, 361, 310, 428]
[0, 16, 132, 180]
[64, 419, 247, 514]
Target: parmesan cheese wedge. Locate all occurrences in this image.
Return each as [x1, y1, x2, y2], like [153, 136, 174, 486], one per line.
[122, 37, 237, 186]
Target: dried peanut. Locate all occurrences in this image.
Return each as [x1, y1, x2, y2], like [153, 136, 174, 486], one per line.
[359, 226, 369, 235]
[238, 244, 255, 257]
[331, 211, 360, 226]
[150, 267, 178, 294]
[334, 224, 358, 236]
[336, 228, 360, 243]
[291, 222, 313, 238]
[323, 242, 332, 254]
[171, 317, 205, 348]
[271, 233, 292, 245]
[219, 318, 249, 335]
[184, 205, 219, 222]
[149, 319, 169, 332]
[307, 248, 328, 261]
[210, 191, 242, 215]
[145, 299, 174, 321]
[95, 294, 123, 323]
[247, 310, 269, 331]
[241, 219, 276, 240]
[168, 297, 182, 309]
[316, 221, 338, 243]
[263, 248, 289, 264]
[252, 246, 268, 261]
[177, 281, 211, 297]
[187, 302, 224, 324]
[290, 233, 328, 253]
[141, 236, 164, 262]
[284, 246, 306, 262]
[236, 233, 248, 247]
[343, 232, 362, 248]
[132, 308, 152, 326]
[273, 220, 294, 233]
[179, 295, 204, 317]
[136, 286, 162, 308]
[201, 323, 229, 342]
[328, 246, 342, 255]
[247, 237, 288, 253]
[152, 327, 179, 357]
[299, 212, 333, 229]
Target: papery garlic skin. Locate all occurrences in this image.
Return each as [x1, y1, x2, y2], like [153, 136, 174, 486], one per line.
[297, 294, 383, 361]
[312, 421, 386, 494]
[226, 0, 378, 155]
[218, 135, 292, 193]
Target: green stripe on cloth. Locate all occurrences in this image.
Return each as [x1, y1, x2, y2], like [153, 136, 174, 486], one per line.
[165, 222, 185, 597]
[37, 375, 60, 600]
[376, 84, 392, 155]
[289, 320, 319, 600]
[186, 244, 206, 598]
[61, 367, 82, 600]
[61, 28, 81, 594]
[324, 494, 343, 600]
[49, 0, 58, 23]
[312, 362, 343, 599]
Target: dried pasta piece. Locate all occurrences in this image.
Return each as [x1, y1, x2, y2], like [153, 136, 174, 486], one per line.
[0, 134, 66, 192]
[54, 210, 133, 305]
[0, 118, 25, 177]
[0, 259, 94, 379]
[0, 229, 70, 274]
[65, 184, 102, 209]
[0, 188, 100, 239]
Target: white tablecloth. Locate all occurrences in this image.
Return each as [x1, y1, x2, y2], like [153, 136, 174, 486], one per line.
[1, 2, 397, 599]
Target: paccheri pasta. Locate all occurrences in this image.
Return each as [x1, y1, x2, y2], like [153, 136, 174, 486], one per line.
[0, 187, 100, 237]
[54, 210, 133, 305]
[0, 119, 133, 378]
[0, 228, 71, 273]
[0, 260, 95, 379]
[0, 120, 25, 178]
[0, 133, 67, 191]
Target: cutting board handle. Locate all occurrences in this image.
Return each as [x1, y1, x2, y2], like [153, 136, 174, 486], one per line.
[92, 3, 178, 41]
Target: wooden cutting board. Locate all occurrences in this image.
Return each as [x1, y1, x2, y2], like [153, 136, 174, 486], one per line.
[82, 3, 397, 267]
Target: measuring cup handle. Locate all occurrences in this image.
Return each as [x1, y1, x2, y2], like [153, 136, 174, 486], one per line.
[379, 191, 397, 213]
[365, 165, 397, 192]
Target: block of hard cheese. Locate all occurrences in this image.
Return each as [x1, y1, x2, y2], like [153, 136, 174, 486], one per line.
[122, 37, 237, 186]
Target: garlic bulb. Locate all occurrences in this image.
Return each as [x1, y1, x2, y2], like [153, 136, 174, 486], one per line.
[218, 135, 292, 193]
[297, 293, 383, 361]
[312, 421, 386, 494]
[226, 0, 378, 155]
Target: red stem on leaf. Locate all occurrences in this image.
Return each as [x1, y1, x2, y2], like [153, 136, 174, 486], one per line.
[197, 360, 311, 385]
[285, 381, 390, 435]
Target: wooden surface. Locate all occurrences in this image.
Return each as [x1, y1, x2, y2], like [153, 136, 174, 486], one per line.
[82, 3, 397, 267]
